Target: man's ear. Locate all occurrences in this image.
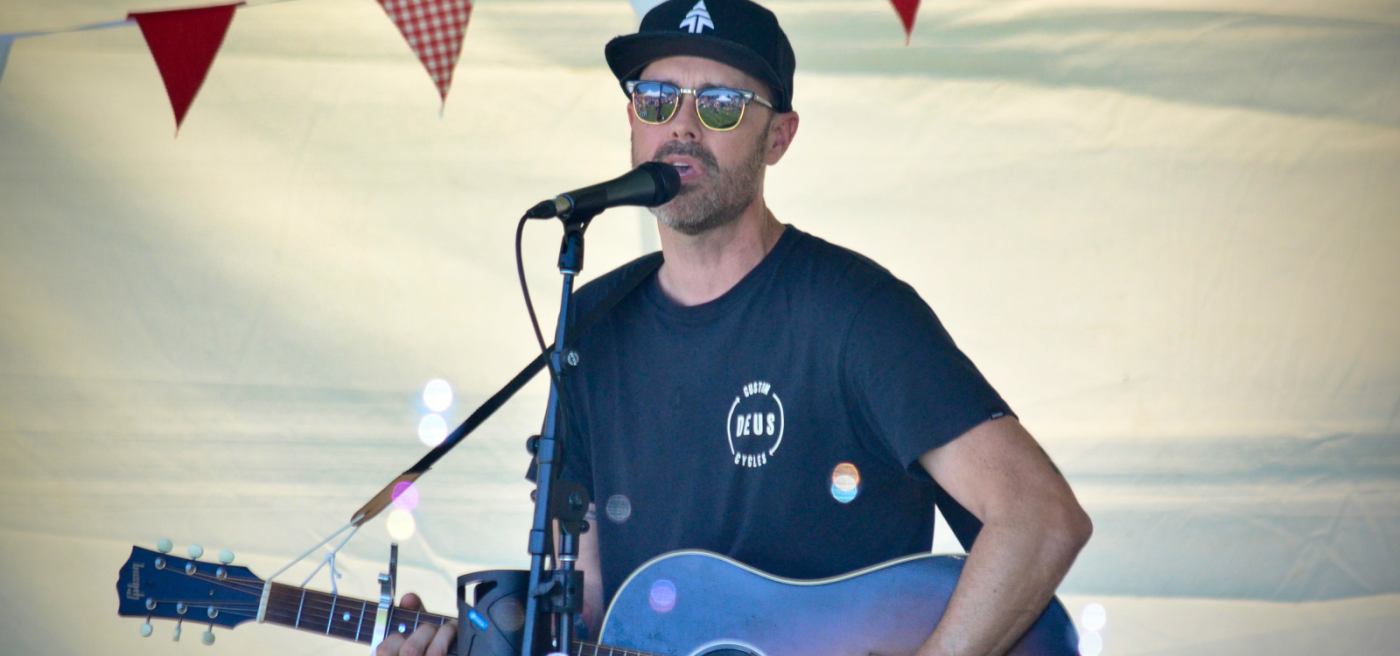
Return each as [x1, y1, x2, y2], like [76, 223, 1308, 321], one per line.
[765, 110, 800, 166]
[626, 102, 634, 126]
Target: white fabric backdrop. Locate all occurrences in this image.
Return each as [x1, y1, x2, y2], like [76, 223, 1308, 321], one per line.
[1, 0, 1397, 654]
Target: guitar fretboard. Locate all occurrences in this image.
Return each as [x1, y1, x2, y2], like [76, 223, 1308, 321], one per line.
[262, 583, 456, 652]
[262, 583, 656, 656]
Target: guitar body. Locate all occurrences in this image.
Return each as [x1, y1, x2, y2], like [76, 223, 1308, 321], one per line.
[599, 551, 1078, 656]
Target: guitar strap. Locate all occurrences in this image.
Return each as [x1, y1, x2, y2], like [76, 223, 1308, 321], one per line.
[352, 252, 665, 525]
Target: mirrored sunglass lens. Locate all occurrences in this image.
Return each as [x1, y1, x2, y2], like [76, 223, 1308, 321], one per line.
[696, 89, 746, 129]
[633, 83, 678, 123]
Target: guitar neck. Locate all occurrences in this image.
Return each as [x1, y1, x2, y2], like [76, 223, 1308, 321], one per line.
[261, 582, 456, 652]
[260, 583, 655, 656]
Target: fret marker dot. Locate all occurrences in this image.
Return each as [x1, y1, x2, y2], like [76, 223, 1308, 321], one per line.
[649, 579, 677, 613]
[398, 623, 407, 633]
[343, 611, 351, 622]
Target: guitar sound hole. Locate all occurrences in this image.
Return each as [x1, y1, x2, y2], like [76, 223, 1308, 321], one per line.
[700, 650, 754, 656]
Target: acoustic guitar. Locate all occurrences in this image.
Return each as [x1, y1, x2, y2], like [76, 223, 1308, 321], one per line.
[116, 544, 1078, 655]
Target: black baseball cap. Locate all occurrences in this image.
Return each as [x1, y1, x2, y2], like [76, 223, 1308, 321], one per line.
[605, 0, 796, 113]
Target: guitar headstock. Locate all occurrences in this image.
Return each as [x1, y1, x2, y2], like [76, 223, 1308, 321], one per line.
[116, 543, 265, 640]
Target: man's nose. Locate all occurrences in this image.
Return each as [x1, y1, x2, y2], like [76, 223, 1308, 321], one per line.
[668, 94, 703, 142]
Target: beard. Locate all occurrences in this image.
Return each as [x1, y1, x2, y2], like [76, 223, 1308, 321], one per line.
[636, 136, 767, 237]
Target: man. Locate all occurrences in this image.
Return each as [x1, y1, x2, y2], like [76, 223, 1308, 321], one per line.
[381, 1, 1091, 655]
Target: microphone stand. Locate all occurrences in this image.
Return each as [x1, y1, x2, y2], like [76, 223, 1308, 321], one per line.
[520, 208, 600, 656]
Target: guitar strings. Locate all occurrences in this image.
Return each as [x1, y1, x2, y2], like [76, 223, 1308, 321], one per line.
[155, 569, 457, 640]
[146, 579, 654, 656]
[162, 570, 460, 631]
[262, 595, 451, 629]
[263, 592, 452, 623]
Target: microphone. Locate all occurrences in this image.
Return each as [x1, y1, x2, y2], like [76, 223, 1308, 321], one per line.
[526, 162, 682, 220]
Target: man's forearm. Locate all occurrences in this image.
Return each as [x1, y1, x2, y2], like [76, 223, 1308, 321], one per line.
[916, 507, 1091, 656]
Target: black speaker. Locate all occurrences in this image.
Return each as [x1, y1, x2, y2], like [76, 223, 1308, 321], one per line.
[457, 570, 532, 656]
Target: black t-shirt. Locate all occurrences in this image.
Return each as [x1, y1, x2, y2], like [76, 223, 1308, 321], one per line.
[546, 226, 1011, 606]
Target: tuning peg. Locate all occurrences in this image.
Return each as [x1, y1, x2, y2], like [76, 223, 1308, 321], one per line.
[157, 539, 172, 554]
[139, 621, 153, 637]
[201, 628, 216, 646]
[218, 550, 234, 564]
[188, 544, 204, 559]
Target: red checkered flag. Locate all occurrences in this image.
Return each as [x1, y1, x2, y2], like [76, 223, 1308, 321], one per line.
[376, 0, 473, 104]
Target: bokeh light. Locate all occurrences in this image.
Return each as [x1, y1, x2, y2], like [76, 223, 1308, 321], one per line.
[492, 598, 525, 632]
[1081, 602, 1106, 632]
[831, 462, 860, 503]
[386, 509, 416, 541]
[606, 494, 632, 523]
[418, 413, 448, 447]
[423, 379, 453, 413]
[1078, 630, 1103, 656]
[392, 481, 419, 511]
[649, 579, 676, 613]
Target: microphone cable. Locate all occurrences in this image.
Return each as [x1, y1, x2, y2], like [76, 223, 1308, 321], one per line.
[515, 212, 585, 454]
[515, 212, 550, 359]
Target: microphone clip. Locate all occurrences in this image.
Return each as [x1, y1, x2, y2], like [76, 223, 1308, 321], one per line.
[524, 197, 602, 230]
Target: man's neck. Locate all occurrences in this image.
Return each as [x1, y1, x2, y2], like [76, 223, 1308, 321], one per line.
[655, 198, 787, 307]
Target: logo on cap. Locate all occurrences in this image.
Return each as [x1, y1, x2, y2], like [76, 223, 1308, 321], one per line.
[679, 0, 715, 34]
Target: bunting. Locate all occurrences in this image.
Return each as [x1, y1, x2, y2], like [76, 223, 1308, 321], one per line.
[375, 0, 474, 104]
[889, 0, 920, 43]
[1, 0, 932, 127]
[129, 2, 243, 132]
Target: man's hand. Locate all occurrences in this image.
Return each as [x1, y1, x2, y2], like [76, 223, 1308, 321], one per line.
[374, 593, 456, 656]
[577, 504, 605, 637]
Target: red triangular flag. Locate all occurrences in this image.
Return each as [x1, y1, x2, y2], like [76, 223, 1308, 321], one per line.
[129, 3, 242, 133]
[376, 0, 474, 104]
[889, 0, 920, 44]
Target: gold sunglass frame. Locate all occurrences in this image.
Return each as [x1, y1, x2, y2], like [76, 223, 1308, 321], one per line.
[625, 80, 775, 132]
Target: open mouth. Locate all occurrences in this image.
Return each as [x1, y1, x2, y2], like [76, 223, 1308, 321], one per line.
[663, 156, 704, 182]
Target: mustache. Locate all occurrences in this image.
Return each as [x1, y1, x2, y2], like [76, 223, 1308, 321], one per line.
[651, 141, 719, 172]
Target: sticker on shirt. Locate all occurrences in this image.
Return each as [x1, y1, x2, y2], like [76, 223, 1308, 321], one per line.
[727, 380, 785, 468]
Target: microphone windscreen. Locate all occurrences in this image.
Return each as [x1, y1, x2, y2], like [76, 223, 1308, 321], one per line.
[639, 161, 682, 206]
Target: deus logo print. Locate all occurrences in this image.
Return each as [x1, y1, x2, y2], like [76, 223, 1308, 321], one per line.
[727, 380, 784, 468]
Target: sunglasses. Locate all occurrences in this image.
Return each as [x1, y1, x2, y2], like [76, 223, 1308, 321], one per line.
[626, 80, 775, 132]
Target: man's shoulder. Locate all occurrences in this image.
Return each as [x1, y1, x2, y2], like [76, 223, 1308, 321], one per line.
[781, 227, 905, 303]
[572, 250, 665, 315]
